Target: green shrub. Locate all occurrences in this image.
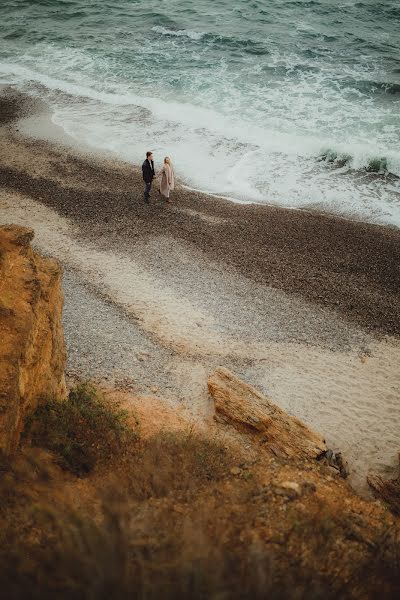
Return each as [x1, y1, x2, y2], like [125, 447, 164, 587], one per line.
[24, 383, 136, 475]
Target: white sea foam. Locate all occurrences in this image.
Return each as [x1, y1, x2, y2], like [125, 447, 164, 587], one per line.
[1, 36, 399, 227]
[151, 26, 205, 41]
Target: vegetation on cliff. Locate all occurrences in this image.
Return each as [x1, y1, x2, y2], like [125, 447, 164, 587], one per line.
[23, 383, 135, 475]
[1, 384, 400, 600]
[1, 224, 400, 599]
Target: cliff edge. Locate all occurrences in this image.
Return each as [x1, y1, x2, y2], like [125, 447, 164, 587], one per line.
[0, 225, 66, 455]
[0, 225, 399, 598]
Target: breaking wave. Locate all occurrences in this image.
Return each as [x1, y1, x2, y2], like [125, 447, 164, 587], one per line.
[1, 0, 399, 226]
[151, 26, 205, 41]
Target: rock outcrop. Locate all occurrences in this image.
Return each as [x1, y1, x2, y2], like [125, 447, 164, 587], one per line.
[208, 367, 326, 460]
[0, 225, 66, 455]
[367, 453, 400, 515]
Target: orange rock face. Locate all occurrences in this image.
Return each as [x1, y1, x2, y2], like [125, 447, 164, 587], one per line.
[0, 225, 66, 455]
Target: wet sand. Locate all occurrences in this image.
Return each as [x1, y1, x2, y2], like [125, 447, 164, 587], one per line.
[1, 89, 399, 494]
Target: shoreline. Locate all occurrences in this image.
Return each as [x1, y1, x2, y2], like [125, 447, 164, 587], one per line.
[1, 90, 399, 338]
[1, 88, 400, 495]
[2, 84, 399, 232]
[0, 84, 400, 232]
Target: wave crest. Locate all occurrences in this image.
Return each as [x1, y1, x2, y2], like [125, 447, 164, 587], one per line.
[151, 26, 205, 41]
[318, 148, 398, 176]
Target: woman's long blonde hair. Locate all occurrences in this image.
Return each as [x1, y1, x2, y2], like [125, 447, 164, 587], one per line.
[164, 156, 172, 166]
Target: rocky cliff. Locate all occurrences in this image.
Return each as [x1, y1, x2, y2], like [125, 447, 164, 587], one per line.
[0, 225, 66, 455]
[0, 224, 399, 599]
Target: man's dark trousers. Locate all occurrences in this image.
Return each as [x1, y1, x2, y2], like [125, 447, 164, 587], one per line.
[142, 158, 155, 203]
[144, 181, 152, 203]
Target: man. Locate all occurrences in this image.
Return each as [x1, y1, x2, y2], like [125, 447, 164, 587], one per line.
[142, 151, 155, 203]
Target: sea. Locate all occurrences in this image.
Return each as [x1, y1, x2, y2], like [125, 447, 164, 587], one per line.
[1, 0, 400, 225]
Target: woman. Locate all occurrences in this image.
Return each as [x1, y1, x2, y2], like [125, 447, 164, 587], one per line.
[158, 156, 175, 203]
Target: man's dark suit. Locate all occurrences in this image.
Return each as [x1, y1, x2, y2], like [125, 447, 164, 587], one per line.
[142, 159, 155, 203]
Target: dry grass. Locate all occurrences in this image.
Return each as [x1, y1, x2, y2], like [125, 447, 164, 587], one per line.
[0, 496, 351, 600]
[118, 427, 232, 500]
[1, 384, 400, 599]
[1, 492, 399, 600]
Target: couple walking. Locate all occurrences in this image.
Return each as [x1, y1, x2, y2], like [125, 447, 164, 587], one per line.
[142, 151, 175, 204]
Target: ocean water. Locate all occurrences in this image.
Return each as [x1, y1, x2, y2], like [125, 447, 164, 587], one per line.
[1, 0, 400, 225]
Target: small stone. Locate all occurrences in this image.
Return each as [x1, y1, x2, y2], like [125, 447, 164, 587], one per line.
[333, 453, 349, 478]
[150, 386, 159, 394]
[248, 415, 260, 424]
[339, 462, 350, 479]
[275, 481, 301, 499]
[301, 481, 317, 494]
[230, 467, 241, 476]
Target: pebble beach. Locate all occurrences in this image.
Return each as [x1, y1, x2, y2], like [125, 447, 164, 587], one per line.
[1, 89, 400, 495]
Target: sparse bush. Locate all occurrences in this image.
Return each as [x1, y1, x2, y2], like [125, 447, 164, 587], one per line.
[1, 442, 400, 599]
[24, 383, 137, 475]
[1, 384, 400, 599]
[126, 428, 232, 499]
[0, 498, 352, 600]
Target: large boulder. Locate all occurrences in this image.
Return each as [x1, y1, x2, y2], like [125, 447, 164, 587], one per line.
[208, 367, 326, 460]
[0, 225, 66, 455]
